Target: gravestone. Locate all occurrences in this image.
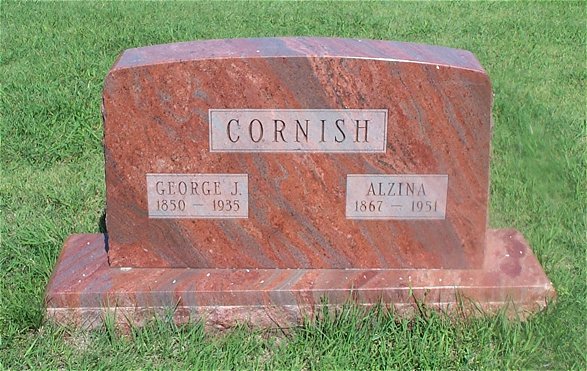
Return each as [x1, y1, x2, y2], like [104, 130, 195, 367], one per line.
[45, 38, 555, 329]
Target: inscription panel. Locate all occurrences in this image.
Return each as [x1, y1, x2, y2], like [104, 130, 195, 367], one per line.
[147, 174, 248, 218]
[209, 109, 387, 153]
[346, 174, 448, 220]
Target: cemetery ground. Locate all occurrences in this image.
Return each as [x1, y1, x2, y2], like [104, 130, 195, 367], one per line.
[1, 1, 585, 369]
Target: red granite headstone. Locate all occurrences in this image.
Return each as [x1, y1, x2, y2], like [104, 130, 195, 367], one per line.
[45, 38, 555, 329]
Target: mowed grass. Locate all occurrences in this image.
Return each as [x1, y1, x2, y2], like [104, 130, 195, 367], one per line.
[1, 1, 585, 369]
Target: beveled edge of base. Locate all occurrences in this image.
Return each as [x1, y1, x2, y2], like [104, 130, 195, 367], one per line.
[45, 229, 555, 330]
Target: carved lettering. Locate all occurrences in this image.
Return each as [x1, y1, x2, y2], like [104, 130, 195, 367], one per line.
[355, 119, 369, 143]
[249, 119, 263, 143]
[295, 119, 309, 143]
[347, 175, 448, 220]
[227, 119, 240, 143]
[147, 174, 248, 219]
[209, 109, 387, 153]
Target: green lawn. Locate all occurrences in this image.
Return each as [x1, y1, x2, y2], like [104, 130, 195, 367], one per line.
[1, 1, 585, 369]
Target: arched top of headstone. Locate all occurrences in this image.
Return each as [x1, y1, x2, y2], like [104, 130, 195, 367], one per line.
[111, 37, 487, 74]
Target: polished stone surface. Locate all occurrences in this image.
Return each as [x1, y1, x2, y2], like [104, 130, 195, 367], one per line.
[45, 229, 555, 329]
[46, 38, 555, 329]
[103, 37, 492, 269]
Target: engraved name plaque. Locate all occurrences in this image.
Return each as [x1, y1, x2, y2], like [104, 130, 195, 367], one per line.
[147, 174, 248, 219]
[209, 109, 387, 153]
[346, 174, 448, 220]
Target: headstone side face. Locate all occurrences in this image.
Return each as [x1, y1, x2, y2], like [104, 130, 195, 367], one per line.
[103, 38, 491, 269]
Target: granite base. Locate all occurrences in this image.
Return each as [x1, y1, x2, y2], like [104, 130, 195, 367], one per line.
[45, 229, 555, 330]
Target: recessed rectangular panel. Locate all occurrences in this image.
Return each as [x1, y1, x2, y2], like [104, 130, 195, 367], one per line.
[346, 174, 448, 220]
[147, 174, 248, 219]
[209, 109, 387, 153]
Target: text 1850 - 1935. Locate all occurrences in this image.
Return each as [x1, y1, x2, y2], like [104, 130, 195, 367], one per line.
[146, 174, 248, 219]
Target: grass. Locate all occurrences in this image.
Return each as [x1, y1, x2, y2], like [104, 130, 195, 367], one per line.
[1, 0, 585, 369]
